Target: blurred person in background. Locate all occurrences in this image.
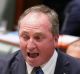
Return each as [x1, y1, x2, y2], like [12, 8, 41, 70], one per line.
[60, 0, 80, 36]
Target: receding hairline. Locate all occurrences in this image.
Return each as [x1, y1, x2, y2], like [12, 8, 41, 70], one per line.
[18, 5, 59, 34]
[18, 5, 58, 24]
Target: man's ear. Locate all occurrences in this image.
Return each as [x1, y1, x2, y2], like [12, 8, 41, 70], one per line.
[54, 34, 59, 48]
[54, 34, 59, 42]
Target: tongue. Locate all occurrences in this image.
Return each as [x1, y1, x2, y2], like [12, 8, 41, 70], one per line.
[28, 53, 39, 58]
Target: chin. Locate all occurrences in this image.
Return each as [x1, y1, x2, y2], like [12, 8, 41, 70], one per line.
[27, 59, 44, 67]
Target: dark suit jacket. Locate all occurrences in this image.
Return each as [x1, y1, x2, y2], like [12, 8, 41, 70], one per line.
[0, 50, 80, 74]
[60, 0, 80, 36]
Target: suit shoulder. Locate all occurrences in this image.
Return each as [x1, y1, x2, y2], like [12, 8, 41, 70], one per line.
[66, 54, 80, 65]
[0, 50, 20, 67]
[62, 52, 80, 69]
[58, 50, 80, 66]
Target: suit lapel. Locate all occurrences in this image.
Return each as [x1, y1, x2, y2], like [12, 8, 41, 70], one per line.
[54, 50, 70, 74]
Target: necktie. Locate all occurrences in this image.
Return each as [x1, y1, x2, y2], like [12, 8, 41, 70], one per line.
[31, 66, 44, 74]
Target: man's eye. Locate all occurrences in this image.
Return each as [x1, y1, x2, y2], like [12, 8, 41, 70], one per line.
[22, 35, 30, 40]
[34, 36, 42, 41]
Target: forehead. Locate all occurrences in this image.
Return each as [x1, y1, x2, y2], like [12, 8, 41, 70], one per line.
[19, 12, 52, 30]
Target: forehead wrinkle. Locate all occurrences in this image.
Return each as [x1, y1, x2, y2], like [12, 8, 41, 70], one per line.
[21, 24, 51, 35]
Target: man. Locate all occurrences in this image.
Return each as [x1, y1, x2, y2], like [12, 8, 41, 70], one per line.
[0, 5, 80, 74]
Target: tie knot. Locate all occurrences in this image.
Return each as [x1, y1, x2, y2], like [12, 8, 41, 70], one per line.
[31, 66, 44, 74]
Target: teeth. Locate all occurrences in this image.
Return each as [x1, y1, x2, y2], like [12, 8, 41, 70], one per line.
[27, 52, 39, 58]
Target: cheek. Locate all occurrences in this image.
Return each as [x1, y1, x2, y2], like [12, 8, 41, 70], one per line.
[20, 39, 28, 59]
[20, 39, 27, 51]
[38, 40, 54, 55]
[38, 39, 55, 50]
[41, 43, 54, 55]
[37, 42, 54, 65]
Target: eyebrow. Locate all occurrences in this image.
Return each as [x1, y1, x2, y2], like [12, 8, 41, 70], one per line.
[20, 31, 45, 36]
[20, 31, 29, 36]
[34, 32, 45, 36]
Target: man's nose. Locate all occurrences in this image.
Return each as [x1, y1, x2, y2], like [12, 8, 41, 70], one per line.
[27, 39, 36, 50]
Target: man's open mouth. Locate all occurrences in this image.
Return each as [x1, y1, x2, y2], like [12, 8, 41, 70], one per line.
[27, 52, 39, 58]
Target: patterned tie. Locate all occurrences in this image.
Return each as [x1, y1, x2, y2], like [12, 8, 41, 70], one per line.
[31, 66, 44, 74]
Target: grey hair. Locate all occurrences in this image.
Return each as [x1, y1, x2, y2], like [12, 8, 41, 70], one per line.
[18, 5, 59, 34]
